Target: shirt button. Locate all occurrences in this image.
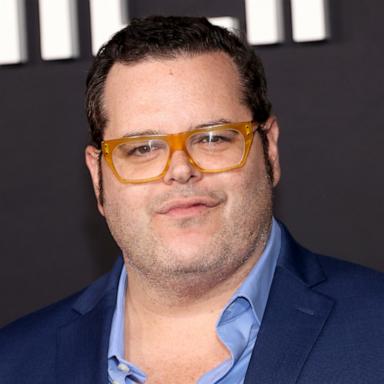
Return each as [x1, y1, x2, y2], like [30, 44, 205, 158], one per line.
[117, 363, 130, 373]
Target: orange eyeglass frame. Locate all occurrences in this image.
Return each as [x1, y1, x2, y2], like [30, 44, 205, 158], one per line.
[100, 121, 259, 184]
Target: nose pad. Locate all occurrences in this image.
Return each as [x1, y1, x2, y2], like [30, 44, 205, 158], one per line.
[162, 150, 202, 184]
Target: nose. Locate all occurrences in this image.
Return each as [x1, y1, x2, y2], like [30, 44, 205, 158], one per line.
[162, 150, 202, 185]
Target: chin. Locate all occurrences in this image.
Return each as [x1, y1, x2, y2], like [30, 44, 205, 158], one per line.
[161, 231, 213, 252]
[158, 218, 220, 238]
[160, 255, 222, 276]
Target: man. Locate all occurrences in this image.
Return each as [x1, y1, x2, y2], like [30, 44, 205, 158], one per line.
[1, 16, 384, 384]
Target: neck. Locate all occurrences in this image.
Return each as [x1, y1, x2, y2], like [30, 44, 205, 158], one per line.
[122, 234, 269, 364]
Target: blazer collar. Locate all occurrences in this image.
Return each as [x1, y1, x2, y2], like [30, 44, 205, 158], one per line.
[72, 257, 124, 315]
[276, 222, 327, 288]
[57, 257, 123, 384]
[244, 223, 335, 384]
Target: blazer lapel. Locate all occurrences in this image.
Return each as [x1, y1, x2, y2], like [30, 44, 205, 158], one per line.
[245, 226, 335, 384]
[57, 258, 123, 384]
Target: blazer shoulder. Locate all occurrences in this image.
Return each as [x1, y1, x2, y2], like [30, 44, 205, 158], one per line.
[0, 260, 119, 351]
[0, 289, 83, 348]
[306, 252, 384, 313]
[278, 223, 384, 298]
[0, 290, 83, 382]
[0, 259, 122, 383]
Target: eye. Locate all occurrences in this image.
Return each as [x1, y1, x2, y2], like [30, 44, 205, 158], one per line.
[202, 135, 227, 143]
[131, 144, 153, 155]
[192, 130, 238, 145]
[126, 140, 165, 157]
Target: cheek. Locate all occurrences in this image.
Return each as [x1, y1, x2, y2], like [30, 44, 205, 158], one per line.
[102, 184, 154, 250]
[222, 157, 268, 217]
[242, 140, 270, 185]
[227, 154, 265, 193]
[102, 169, 150, 217]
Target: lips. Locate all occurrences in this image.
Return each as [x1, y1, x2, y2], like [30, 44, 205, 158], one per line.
[156, 196, 221, 215]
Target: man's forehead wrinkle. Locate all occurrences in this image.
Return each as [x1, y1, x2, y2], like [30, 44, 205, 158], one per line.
[118, 118, 236, 138]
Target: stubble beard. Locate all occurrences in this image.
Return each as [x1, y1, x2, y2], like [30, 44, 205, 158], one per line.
[103, 172, 273, 298]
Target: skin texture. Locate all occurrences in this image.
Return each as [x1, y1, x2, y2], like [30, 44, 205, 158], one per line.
[85, 52, 280, 382]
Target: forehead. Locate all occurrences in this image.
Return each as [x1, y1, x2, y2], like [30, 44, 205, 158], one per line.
[103, 52, 250, 137]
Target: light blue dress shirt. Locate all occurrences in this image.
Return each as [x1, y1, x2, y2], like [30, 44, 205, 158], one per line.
[108, 218, 281, 384]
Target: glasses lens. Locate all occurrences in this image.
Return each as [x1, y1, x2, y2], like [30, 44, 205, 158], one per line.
[186, 128, 245, 170]
[112, 139, 169, 181]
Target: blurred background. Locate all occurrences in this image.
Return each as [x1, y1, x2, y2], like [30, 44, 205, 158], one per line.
[1, 0, 383, 327]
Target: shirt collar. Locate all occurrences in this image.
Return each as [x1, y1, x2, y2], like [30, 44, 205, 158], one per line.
[108, 264, 127, 359]
[219, 217, 281, 326]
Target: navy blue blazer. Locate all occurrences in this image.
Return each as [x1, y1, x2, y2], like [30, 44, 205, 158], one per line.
[1, 225, 384, 383]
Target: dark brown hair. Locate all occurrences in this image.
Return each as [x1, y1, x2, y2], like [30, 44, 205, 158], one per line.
[85, 16, 272, 149]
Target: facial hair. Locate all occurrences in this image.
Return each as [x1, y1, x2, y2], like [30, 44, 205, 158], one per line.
[102, 170, 273, 296]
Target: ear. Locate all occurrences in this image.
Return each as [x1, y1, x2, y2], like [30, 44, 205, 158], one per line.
[85, 145, 105, 216]
[265, 117, 281, 186]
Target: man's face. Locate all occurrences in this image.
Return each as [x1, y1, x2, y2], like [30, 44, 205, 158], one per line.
[86, 52, 280, 284]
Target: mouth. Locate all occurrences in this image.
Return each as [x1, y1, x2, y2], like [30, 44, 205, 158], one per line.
[156, 196, 222, 218]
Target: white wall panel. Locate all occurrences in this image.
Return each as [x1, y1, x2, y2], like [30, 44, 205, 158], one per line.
[244, 0, 284, 45]
[89, 0, 129, 55]
[291, 0, 329, 42]
[0, 0, 27, 65]
[38, 0, 79, 60]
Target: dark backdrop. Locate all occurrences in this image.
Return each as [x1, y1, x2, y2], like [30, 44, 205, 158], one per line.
[1, 0, 383, 327]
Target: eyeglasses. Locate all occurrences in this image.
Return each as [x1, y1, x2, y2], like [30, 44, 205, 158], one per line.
[100, 121, 259, 184]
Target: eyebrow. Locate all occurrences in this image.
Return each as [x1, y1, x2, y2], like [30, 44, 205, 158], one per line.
[195, 118, 232, 129]
[123, 129, 159, 137]
[122, 118, 234, 138]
